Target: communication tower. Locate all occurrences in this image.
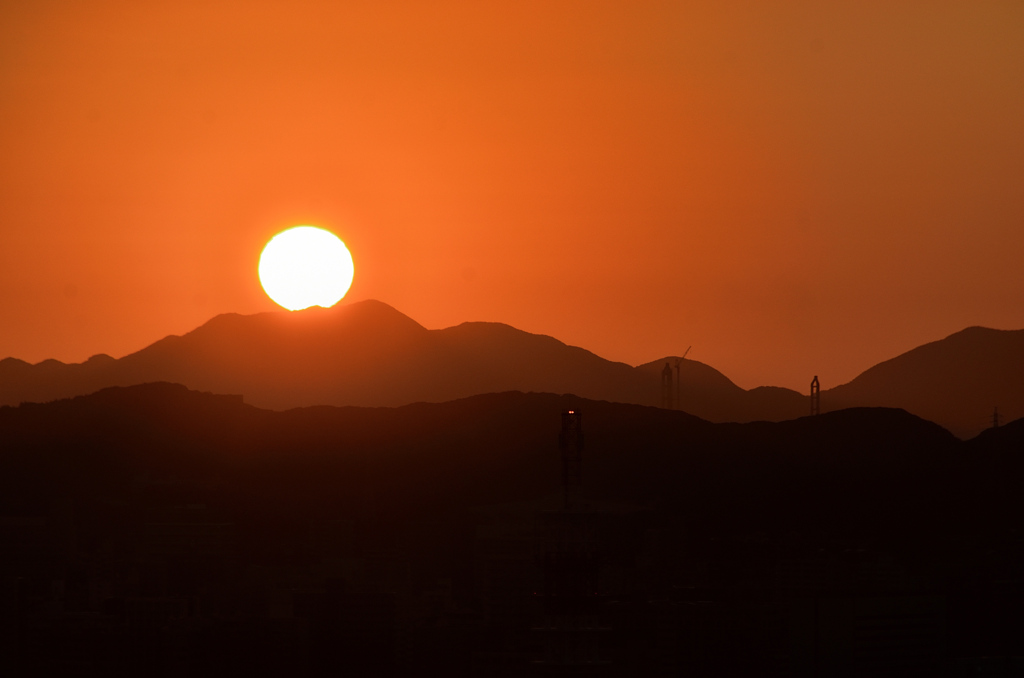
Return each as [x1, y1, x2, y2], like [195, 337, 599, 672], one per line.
[536, 409, 605, 670]
[559, 410, 584, 510]
[810, 375, 820, 416]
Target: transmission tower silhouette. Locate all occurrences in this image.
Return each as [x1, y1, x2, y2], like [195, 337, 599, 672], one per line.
[810, 375, 820, 416]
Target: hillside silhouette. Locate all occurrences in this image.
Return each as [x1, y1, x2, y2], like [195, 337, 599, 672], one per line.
[4, 384, 1024, 674]
[1, 301, 1021, 436]
[0, 300, 804, 421]
[0, 382, 969, 539]
[2, 384, 1022, 674]
[824, 326, 1024, 438]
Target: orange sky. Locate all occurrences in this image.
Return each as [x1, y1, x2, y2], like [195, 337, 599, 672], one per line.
[1, 1, 1022, 391]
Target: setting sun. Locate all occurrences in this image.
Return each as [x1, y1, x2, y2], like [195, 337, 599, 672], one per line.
[258, 226, 354, 311]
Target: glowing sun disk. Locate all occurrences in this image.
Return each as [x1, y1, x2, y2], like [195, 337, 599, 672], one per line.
[258, 226, 354, 310]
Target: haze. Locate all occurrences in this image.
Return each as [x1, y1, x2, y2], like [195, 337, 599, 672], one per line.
[1, 1, 1022, 391]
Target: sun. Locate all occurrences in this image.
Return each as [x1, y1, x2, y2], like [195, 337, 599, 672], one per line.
[258, 226, 354, 311]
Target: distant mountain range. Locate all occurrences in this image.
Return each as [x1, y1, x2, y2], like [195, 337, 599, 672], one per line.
[1, 300, 1021, 437]
[825, 326, 1024, 438]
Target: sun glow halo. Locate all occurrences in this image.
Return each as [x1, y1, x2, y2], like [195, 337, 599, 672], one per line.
[258, 226, 354, 311]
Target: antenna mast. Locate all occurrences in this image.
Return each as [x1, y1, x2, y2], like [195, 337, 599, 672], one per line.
[559, 410, 583, 509]
[810, 375, 820, 416]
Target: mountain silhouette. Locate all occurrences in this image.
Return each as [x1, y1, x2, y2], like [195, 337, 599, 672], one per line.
[0, 383, 982, 574]
[1, 302, 1020, 436]
[0, 300, 804, 420]
[823, 326, 1024, 439]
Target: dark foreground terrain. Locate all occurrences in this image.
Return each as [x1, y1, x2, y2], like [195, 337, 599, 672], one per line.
[1, 383, 1022, 676]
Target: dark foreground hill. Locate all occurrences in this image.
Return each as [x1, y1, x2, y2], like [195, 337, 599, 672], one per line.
[0, 382, 962, 531]
[1, 383, 1021, 674]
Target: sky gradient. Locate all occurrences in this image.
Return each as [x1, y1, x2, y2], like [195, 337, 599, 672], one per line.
[2, 1, 1022, 391]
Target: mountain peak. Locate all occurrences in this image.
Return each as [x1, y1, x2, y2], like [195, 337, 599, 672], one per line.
[827, 325, 1024, 438]
[949, 325, 1000, 335]
[942, 325, 1023, 343]
[176, 299, 426, 344]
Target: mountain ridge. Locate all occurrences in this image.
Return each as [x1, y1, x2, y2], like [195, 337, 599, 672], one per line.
[0, 300, 756, 416]
[825, 325, 1024, 437]
[1, 299, 1020, 437]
